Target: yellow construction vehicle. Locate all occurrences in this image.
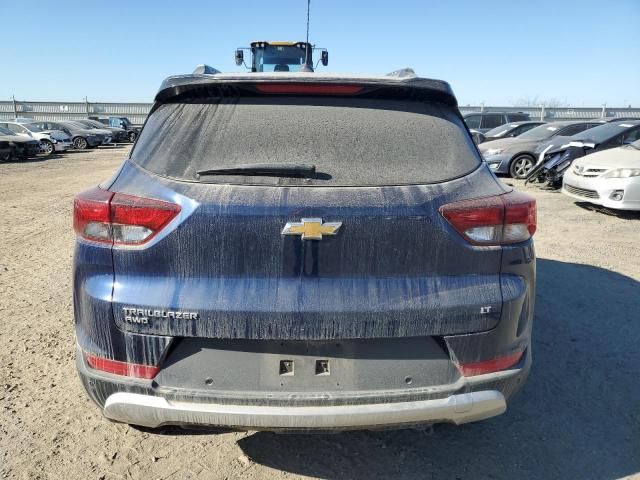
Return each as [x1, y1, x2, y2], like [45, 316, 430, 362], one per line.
[235, 41, 328, 73]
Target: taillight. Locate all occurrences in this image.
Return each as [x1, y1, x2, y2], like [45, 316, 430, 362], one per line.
[439, 191, 536, 245]
[456, 350, 524, 376]
[255, 83, 364, 95]
[84, 352, 159, 379]
[73, 187, 113, 243]
[73, 186, 181, 246]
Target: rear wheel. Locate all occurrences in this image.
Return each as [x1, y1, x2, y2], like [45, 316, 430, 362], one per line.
[509, 155, 535, 179]
[0, 148, 12, 163]
[41, 140, 54, 156]
[128, 131, 137, 143]
[74, 137, 88, 150]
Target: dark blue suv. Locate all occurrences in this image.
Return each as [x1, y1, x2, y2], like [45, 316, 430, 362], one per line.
[73, 72, 537, 431]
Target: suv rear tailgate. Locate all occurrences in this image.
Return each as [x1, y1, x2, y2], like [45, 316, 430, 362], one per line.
[109, 163, 519, 340]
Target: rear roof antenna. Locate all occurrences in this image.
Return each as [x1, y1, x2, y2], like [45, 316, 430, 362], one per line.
[386, 68, 417, 78]
[193, 64, 221, 75]
[299, 0, 314, 72]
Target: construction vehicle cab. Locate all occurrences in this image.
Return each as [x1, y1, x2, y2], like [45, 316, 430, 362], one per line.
[235, 41, 328, 72]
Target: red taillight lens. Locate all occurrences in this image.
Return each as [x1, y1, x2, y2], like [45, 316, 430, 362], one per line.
[456, 350, 524, 377]
[109, 192, 181, 245]
[255, 83, 364, 95]
[84, 352, 159, 379]
[440, 191, 536, 246]
[73, 187, 181, 246]
[73, 187, 113, 243]
[504, 191, 537, 239]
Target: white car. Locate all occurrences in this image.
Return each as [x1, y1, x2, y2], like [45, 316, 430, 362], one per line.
[562, 139, 640, 211]
[0, 121, 72, 155]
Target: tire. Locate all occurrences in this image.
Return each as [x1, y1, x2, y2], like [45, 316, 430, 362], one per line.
[128, 131, 137, 143]
[74, 137, 88, 150]
[509, 154, 535, 179]
[0, 148, 11, 163]
[41, 140, 54, 156]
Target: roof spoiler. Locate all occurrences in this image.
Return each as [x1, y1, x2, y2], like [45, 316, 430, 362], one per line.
[153, 74, 458, 108]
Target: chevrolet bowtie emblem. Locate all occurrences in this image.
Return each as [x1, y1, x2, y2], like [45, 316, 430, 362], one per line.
[281, 218, 342, 240]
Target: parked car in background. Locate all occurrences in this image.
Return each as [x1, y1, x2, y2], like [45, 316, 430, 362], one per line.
[463, 111, 530, 133]
[527, 120, 640, 187]
[598, 116, 639, 123]
[562, 140, 640, 211]
[90, 116, 140, 142]
[479, 121, 602, 178]
[474, 121, 547, 144]
[561, 139, 640, 210]
[76, 119, 127, 143]
[0, 125, 42, 161]
[66, 120, 114, 145]
[74, 71, 536, 432]
[0, 121, 72, 155]
[34, 121, 106, 150]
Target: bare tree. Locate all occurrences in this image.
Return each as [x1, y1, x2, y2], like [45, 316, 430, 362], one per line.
[513, 96, 569, 108]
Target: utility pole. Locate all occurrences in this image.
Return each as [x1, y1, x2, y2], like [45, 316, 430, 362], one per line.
[84, 96, 90, 116]
[12, 95, 17, 119]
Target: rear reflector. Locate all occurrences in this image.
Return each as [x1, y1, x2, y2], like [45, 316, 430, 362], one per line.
[74, 187, 180, 246]
[457, 351, 524, 377]
[439, 190, 536, 245]
[255, 84, 363, 95]
[84, 352, 159, 379]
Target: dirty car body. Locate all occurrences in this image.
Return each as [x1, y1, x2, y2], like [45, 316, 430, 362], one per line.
[73, 72, 537, 432]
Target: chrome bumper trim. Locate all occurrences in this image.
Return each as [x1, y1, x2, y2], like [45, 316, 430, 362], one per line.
[104, 390, 506, 430]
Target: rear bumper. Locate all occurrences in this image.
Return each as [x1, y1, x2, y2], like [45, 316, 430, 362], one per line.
[77, 344, 530, 431]
[103, 390, 507, 430]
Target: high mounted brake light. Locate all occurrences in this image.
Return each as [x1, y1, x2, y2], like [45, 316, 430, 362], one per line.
[254, 84, 363, 95]
[73, 186, 180, 246]
[439, 191, 536, 246]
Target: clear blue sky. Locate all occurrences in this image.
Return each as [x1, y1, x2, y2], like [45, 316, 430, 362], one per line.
[3, 0, 639, 106]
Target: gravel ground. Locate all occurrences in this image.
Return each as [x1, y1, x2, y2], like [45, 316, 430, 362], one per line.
[0, 148, 638, 480]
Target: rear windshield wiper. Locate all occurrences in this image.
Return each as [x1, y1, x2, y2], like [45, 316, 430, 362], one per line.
[197, 163, 316, 178]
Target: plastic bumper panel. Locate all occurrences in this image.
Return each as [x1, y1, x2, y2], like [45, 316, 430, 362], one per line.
[482, 154, 511, 174]
[78, 345, 530, 431]
[563, 174, 640, 211]
[103, 390, 506, 430]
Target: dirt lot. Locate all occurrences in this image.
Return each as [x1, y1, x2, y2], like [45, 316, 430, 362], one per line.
[0, 147, 638, 480]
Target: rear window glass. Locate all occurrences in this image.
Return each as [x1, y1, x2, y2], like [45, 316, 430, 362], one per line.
[573, 122, 639, 143]
[131, 97, 480, 186]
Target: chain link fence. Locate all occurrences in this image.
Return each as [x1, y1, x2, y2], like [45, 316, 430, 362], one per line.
[2, 99, 639, 126]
